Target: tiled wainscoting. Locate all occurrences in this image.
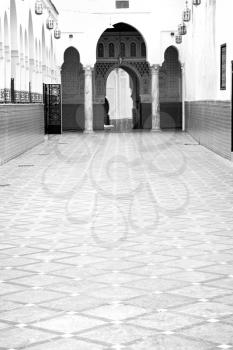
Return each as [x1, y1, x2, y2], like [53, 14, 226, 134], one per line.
[186, 100, 232, 160]
[160, 102, 182, 129]
[0, 104, 44, 165]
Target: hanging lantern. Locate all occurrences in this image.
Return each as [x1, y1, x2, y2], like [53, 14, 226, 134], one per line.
[175, 34, 182, 44]
[178, 22, 187, 35]
[193, 0, 201, 5]
[183, 1, 191, 22]
[35, 0, 43, 15]
[46, 13, 54, 30]
[54, 24, 61, 39]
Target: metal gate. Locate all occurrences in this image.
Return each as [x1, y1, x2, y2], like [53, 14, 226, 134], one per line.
[44, 84, 62, 134]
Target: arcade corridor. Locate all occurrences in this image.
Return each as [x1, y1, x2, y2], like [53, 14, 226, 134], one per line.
[0, 132, 233, 349]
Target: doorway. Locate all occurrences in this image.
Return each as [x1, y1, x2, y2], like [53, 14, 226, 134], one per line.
[61, 47, 85, 131]
[94, 22, 152, 130]
[106, 68, 140, 131]
[159, 46, 182, 129]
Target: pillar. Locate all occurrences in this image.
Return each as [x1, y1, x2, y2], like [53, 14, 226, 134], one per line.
[29, 58, 35, 91]
[0, 42, 4, 102]
[151, 64, 160, 131]
[115, 69, 120, 119]
[42, 64, 46, 84]
[181, 63, 185, 132]
[84, 65, 93, 133]
[4, 46, 11, 102]
[11, 49, 20, 87]
[38, 60, 43, 94]
[25, 55, 29, 102]
[20, 52, 25, 101]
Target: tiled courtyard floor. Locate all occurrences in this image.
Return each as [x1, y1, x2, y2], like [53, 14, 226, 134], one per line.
[0, 131, 233, 349]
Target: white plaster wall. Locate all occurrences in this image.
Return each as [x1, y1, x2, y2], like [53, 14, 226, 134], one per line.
[3, 0, 231, 103]
[55, 0, 185, 67]
[215, 0, 233, 101]
[183, 0, 233, 102]
[0, 0, 60, 96]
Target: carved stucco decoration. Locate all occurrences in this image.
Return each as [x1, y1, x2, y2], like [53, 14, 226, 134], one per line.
[94, 60, 151, 104]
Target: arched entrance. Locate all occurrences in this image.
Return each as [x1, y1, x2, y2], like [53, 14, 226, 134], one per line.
[61, 47, 85, 131]
[106, 66, 141, 131]
[159, 46, 182, 129]
[94, 22, 152, 131]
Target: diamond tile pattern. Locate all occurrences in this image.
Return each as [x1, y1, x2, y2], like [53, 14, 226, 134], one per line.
[0, 131, 233, 349]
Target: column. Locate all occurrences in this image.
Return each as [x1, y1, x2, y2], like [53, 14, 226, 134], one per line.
[181, 63, 186, 132]
[20, 52, 25, 101]
[115, 69, 120, 119]
[84, 65, 93, 133]
[42, 64, 47, 83]
[25, 55, 30, 102]
[57, 66, 62, 84]
[151, 64, 160, 131]
[38, 60, 43, 102]
[4, 46, 11, 102]
[0, 42, 4, 102]
[34, 58, 39, 101]
[29, 58, 35, 100]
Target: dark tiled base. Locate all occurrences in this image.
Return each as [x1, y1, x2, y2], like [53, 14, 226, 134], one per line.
[186, 100, 231, 159]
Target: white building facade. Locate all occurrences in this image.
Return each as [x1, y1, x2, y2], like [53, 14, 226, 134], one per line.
[0, 0, 60, 164]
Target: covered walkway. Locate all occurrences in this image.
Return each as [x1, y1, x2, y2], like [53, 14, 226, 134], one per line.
[0, 131, 233, 349]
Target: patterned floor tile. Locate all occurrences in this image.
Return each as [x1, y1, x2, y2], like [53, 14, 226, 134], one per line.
[13, 274, 69, 287]
[48, 280, 105, 294]
[80, 324, 155, 346]
[127, 334, 214, 349]
[129, 310, 203, 331]
[213, 295, 233, 305]
[175, 302, 233, 318]
[34, 314, 106, 334]
[54, 255, 107, 266]
[0, 282, 25, 296]
[0, 257, 39, 267]
[88, 272, 142, 285]
[199, 265, 233, 276]
[165, 258, 214, 269]
[221, 315, 233, 325]
[172, 285, 229, 299]
[0, 300, 19, 312]
[87, 286, 145, 301]
[92, 260, 144, 272]
[0, 322, 11, 330]
[127, 265, 181, 277]
[25, 338, 105, 350]
[83, 303, 146, 321]
[3, 289, 65, 304]
[164, 270, 220, 283]
[19, 262, 68, 273]
[205, 278, 233, 290]
[181, 322, 233, 344]
[0, 269, 34, 281]
[0, 305, 60, 324]
[51, 266, 103, 279]
[1, 131, 233, 347]
[0, 327, 56, 348]
[127, 293, 197, 310]
[125, 278, 188, 292]
[40, 295, 106, 312]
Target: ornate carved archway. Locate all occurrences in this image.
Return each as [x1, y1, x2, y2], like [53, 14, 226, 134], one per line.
[93, 23, 152, 130]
